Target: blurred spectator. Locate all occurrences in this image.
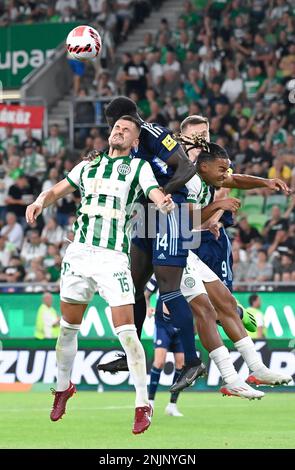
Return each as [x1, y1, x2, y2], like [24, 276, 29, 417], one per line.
[21, 127, 41, 153]
[0, 212, 23, 251]
[74, 88, 95, 146]
[0, 255, 25, 283]
[5, 175, 32, 221]
[123, 52, 149, 99]
[116, 0, 133, 40]
[21, 142, 46, 182]
[274, 253, 295, 282]
[0, 125, 19, 153]
[34, 292, 60, 339]
[0, 236, 12, 269]
[47, 254, 62, 282]
[247, 294, 265, 339]
[238, 216, 262, 249]
[220, 67, 243, 103]
[67, 54, 86, 96]
[245, 249, 273, 282]
[56, 190, 80, 227]
[41, 217, 64, 246]
[268, 157, 292, 185]
[42, 124, 66, 169]
[262, 206, 289, 254]
[20, 230, 47, 267]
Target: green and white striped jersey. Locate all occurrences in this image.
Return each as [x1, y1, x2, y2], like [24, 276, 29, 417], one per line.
[186, 173, 211, 208]
[66, 152, 159, 253]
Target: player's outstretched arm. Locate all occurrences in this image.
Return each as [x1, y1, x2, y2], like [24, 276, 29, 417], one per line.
[26, 179, 75, 225]
[163, 146, 196, 194]
[222, 174, 291, 195]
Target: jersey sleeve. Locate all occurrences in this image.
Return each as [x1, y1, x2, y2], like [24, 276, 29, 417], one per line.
[186, 175, 202, 203]
[138, 160, 159, 197]
[66, 161, 88, 190]
[142, 123, 180, 162]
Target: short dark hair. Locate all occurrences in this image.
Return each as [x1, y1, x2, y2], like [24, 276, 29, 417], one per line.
[197, 142, 229, 165]
[105, 96, 138, 123]
[117, 115, 141, 134]
[249, 294, 259, 306]
[180, 115, 209, 133]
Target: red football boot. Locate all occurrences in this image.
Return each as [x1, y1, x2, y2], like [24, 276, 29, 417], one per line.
[50, 382, 76, 421]
[132, 404, 153, 435]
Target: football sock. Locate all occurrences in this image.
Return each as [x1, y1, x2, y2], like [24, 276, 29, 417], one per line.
[56, 318, 80, 391]
[170, 368, 182, 403]
[234, 336, 266, 372]
[209, 346, 239, 384]
[133, 294, 147, 340]
[160, 290, 201, 366]
[149, 366, 162, 400]
[116, 324, 149, 407]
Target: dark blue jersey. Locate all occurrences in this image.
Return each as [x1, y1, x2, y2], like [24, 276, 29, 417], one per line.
[131, 120, 188, 202]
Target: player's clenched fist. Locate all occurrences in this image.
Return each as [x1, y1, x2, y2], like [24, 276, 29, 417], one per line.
[157, 194, 175, 214]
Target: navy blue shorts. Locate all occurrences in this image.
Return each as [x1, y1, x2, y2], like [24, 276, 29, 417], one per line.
[153, 321, 184, 353]
[195, 227, 233, 291]
[132, 203, 193, 267]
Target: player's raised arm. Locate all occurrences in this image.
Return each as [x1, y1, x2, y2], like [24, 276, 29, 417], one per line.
[222, 173, 291, 195]
[163, 146, 196, 195]
[26, 179, 75, 224]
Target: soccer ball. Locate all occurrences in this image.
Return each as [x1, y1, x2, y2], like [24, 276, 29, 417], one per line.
[66, 25, 102, 61]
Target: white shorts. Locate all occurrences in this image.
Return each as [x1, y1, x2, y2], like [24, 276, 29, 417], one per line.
[180, 251, 219, 302]
[60, 242, 135, 307]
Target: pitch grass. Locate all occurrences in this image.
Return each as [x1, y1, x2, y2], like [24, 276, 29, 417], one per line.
[0, 391, 294, 449]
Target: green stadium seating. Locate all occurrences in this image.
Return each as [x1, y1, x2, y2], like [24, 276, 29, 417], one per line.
[242, 195, 265, 214]
[247, 213, 269, 233]
[265, 195, 289, 216]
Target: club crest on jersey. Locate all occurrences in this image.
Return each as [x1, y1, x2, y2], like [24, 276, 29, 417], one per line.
[162, 134, 177, 151]
[117, 163, 131, 175]
[184, 277, 196, 288]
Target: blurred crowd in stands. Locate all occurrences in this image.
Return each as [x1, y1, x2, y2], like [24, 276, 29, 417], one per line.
[0, 0, 295, 290]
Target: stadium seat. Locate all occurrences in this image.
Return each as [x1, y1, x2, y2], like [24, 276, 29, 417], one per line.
[247, 214, 268, 233]
[265, 195, 289, 216]
[242, 195, 265, 214]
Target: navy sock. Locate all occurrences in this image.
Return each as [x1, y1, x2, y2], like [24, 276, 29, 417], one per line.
[160, 290, 201, 366]
[149, 365, 162, 400]
[170, 368, 182, 403]
[134, 295, 147, 340]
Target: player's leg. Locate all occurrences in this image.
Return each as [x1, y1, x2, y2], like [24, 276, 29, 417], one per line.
[130, 240, 154, 339]
[96, 240, 153, 374]
[149, 344, 167, 409]
[205, 279, 292, 386]
[111, 303, 152, 434]
[171, 253, 265, 399]
[97, 249, 152, 434]
[51, 245, 97, 421]
[165, 348, 185, 417]
[154, 261, 201, 367]
[153, 208, 205, 388]
[196, 230, 257, 333]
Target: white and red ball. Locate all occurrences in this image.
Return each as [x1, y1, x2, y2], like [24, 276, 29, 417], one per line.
[66, 25, 102, 61]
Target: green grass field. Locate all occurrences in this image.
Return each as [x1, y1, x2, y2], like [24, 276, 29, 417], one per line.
[0, 391, 294, 449]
